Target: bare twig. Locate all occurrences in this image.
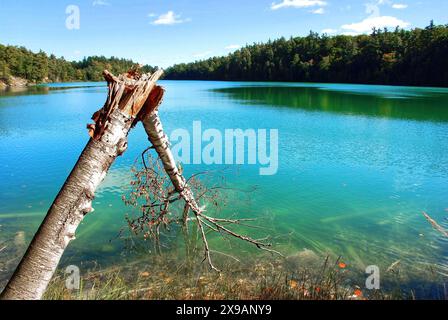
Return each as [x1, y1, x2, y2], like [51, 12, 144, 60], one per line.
[210, 250, 241, 263]
[123, 151, 280, 271]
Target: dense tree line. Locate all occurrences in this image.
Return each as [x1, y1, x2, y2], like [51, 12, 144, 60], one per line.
[165, 22, 448, 87]
[1, 22, 447, 87]
[0, 44, 156, 84]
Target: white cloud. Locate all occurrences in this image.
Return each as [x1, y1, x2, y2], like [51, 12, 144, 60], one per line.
[321, 28, 337, 34]
[225, 44, 241, 50]
[151, 11, 190, 25]
[93, 0, 110, 6]
[392, 3, 408, 9]
[271, 0, 327, 10]
[312, 8, 325, 14]
[341, 15, 410, 34]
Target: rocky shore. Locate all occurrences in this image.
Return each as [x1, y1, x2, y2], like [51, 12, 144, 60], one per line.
[0, 76, 29, 90]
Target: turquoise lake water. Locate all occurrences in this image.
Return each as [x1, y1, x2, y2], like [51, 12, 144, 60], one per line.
[0, 81, 447, 293]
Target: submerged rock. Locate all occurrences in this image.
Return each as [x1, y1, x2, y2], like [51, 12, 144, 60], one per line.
[14, 231, 26, 247]
[285, 248, 321, 270]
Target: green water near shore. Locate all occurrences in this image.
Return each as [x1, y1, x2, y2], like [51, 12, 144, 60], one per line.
[1, 81, 447, 296]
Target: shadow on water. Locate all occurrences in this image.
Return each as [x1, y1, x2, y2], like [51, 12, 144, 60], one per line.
[0, 86, 50, 97]
[0, 84, 105, 98]
[212, 85, 448, 122]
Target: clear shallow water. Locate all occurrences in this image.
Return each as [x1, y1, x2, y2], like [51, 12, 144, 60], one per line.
[1, 81, 448, 290]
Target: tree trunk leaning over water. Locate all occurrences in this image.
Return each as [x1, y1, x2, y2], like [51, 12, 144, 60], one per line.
[141, 86, 277, 272]
[141, 89, 218, 269]
[0, 69, 163, 300]
[140, 86, 187, 193]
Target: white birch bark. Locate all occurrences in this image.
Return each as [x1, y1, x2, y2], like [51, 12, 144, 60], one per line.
[142, 110, 187, 192]
[141, 89, 207, 235]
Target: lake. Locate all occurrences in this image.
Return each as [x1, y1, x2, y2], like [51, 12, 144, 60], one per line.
[1, 81, 448, 296]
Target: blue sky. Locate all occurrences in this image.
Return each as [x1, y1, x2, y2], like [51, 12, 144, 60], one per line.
[0, 0, 446, 68]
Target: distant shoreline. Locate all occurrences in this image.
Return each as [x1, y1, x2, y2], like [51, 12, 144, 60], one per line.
[2, 77, 448, 91]
[3, 22, 448, 91]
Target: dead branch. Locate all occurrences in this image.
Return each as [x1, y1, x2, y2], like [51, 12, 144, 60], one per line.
[123, 151, 280, 272]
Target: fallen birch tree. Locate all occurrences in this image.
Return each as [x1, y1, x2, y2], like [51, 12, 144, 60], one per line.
[0, 69, 163, 300]
[1, 69, 278, 300]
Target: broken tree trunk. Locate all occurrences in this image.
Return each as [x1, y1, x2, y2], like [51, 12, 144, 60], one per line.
[0, 69, 163, 300]
[140, 86, 187, 193]
[140, 85, 218, 269]
[140, 86, 276, 272]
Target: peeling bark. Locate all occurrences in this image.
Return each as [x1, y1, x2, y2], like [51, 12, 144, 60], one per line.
[0, 70, 163, 300]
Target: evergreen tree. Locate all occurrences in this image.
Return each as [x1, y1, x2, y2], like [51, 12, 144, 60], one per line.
[165, 22, 448, 87]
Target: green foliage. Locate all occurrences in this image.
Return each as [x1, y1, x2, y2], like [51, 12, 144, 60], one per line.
[2, 22, 447, 87]
[0, 44, 156, 83]
[165, 23, 448, 87]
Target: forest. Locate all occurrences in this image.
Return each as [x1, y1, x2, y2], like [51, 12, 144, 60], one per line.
[165, 22, 448, 87]
[1, 22, 447, 87]
[0, 45, 156, 84]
